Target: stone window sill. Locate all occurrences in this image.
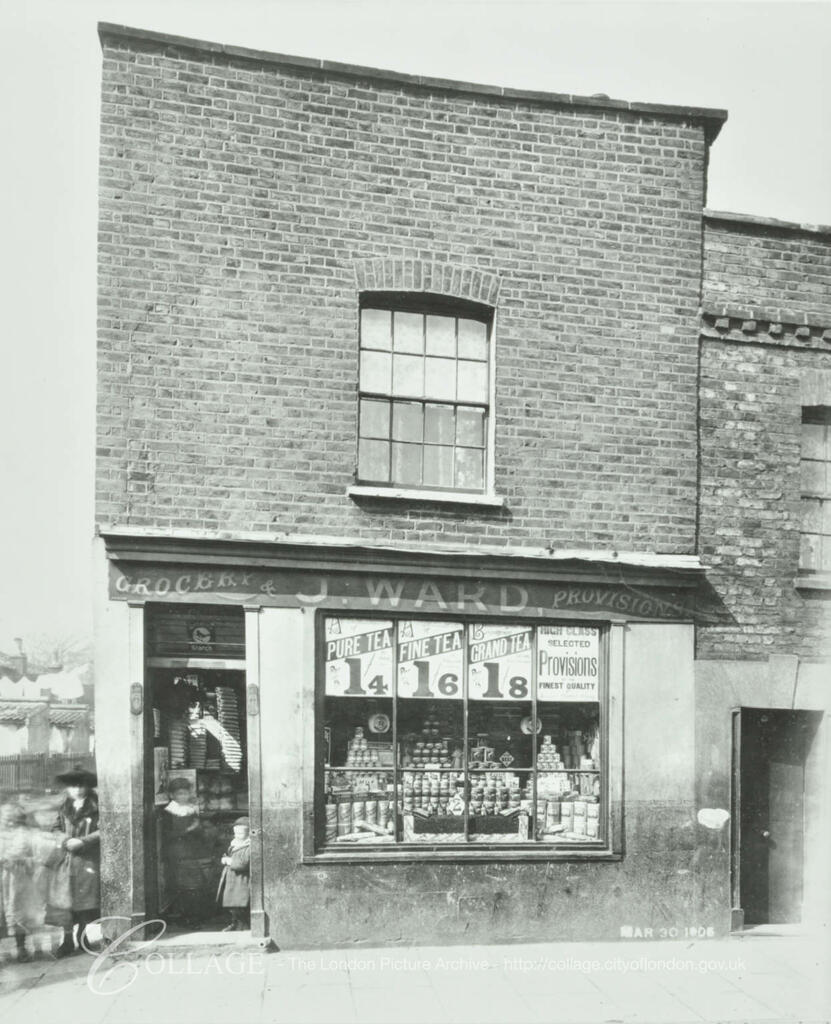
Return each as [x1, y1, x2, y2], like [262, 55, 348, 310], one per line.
[304, 847, 619, 865]
[348, 485, 506, 509]
[794, 573, 831, 591]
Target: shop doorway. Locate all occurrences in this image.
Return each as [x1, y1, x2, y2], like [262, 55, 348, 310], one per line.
[732, 708, 822, 927]
[145, 605, 250, 934]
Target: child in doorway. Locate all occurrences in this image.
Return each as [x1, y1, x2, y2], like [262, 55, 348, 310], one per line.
[162, 777, 209, 926]
[216, 816, 250, 931]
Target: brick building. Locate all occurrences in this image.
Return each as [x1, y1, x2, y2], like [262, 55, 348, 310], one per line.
[94, 24, 830, 947]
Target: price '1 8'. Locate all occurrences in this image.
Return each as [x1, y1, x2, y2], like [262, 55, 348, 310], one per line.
[409, 661, 460, 698]
[479, 663, 529, 699]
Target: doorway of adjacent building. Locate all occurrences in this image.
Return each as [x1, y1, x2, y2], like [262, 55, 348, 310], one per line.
[732, 708, 822, 927]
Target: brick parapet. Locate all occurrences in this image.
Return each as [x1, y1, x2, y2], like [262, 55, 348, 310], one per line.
[97, 22, 728, 142]
[703, 213, 831, 327]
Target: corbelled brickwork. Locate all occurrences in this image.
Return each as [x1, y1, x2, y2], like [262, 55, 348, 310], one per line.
[97, 28, 715, 554]
[699, 217, 831, 659]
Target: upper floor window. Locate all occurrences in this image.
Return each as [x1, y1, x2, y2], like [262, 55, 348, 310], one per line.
[800, 407, 831, 571]
[357, 297, 492, 493]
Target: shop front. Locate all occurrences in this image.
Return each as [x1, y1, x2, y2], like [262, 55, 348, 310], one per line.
[94, 531, 717, 947]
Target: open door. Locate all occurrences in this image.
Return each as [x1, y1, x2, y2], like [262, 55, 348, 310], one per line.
[733, 708, 821, 927]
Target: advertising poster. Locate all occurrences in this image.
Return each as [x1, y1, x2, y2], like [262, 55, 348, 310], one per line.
[396, 620, 464, 699]
[537, 625, 600, 701]
[324, 617, 394, 698]
[467, 623, 533, 700]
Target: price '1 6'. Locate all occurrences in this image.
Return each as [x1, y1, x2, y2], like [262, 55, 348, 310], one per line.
[408, 661, 460, 698]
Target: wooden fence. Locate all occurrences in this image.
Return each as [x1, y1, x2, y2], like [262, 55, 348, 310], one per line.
[0, 753, 97, 793]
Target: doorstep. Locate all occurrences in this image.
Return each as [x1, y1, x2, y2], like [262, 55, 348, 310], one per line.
[126, 929, 276, 957]
[731, 922, 822, 939]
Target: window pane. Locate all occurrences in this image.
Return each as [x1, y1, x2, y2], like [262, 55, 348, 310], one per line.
[456, 407, 485, 447]
[426, 315, 456, 357]
[360, 350, 391, 395]
[802, 497, 823, 534]
[801, 422, 826, 460]
[424, 356, 457, 402]
[801, 459, 827, 496]
[392, 354, 424, 398]
[424, 404, 455, 445]
[457, 360, 488, 404]
[423, 445, 453, 488]
[360, 399, 390, 440]
[800, 532, 822, 570]
[393, 312, 424, 354]
[534, 704, 602, 842]
[455, 447, 484, 490]
[458, 319, 488, 361]
[466, 623, 534, 844]
[323, 616, 395, 846]
[392, 401, 423, 443]
[396, 620, 465, 844]
[360, 308, 392, 351]
[392, 442, 422, 486]
[358, 439, 389, 482]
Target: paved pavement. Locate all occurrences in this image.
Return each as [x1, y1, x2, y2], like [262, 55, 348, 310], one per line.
[1, 927, 828, 1023]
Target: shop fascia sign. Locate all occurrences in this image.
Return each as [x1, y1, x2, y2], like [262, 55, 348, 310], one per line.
[110, 563, 694, 621]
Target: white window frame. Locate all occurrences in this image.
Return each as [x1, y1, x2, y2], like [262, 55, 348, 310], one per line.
[348, 295, 503, 507]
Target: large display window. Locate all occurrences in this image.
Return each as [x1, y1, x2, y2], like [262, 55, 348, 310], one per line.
[319, 615, 606, 851]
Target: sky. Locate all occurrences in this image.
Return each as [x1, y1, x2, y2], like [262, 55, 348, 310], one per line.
[0, 0, 829, 650]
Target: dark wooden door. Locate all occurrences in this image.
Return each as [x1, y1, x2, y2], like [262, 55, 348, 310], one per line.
[739, 709, 819, 925]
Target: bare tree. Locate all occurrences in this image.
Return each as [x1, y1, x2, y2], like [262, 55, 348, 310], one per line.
[23, 631, 93, 673]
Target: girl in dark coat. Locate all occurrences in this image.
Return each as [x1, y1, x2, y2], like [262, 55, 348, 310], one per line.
[161, 777, 210, 926]
[216, 817, 250, 931]
[51, 767, 100, 957]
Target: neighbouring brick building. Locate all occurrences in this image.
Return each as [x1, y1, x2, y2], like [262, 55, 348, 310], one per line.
[94, 23, 830, 948]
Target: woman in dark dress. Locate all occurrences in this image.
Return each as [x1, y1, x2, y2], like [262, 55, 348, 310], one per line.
[51, 767, 100, 956]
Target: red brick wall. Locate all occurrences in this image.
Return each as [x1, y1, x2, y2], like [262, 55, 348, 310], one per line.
[97, 33, 709, 554]
[703, 216, 831, 324]
[698, 217, 831, 659]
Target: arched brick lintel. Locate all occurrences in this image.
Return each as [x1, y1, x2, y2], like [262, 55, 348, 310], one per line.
[354, 259, 501, 308]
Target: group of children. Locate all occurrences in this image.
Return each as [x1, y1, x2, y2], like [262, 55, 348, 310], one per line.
[162, 776, 250, 931]
[1, 765, 102, 962]
[1, 771, 249, 962]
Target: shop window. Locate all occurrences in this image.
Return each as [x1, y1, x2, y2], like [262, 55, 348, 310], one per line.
[357, 298, 491, 493]
[320, 616, 605, 851]
[800, 407, 831, 571]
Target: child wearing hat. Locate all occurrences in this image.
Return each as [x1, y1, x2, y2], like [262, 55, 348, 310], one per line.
[216, 817, 250, 931]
